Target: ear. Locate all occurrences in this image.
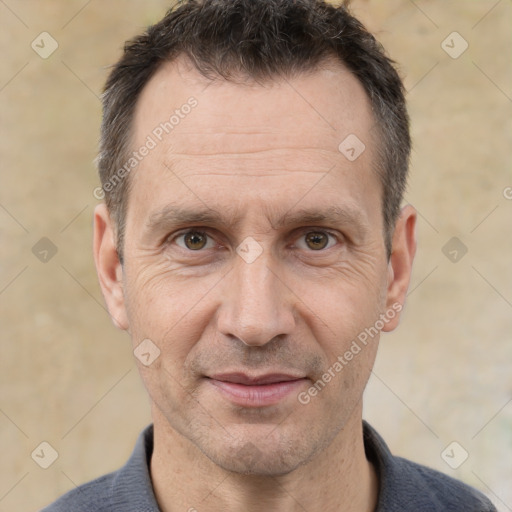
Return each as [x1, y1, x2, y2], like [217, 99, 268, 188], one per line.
[93, 203, 129, 331]
[381, 204, 417, 332]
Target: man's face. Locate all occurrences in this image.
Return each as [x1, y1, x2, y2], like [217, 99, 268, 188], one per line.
[97, 57, 410, 475]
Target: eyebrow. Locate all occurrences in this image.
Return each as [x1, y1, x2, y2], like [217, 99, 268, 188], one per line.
[146, 206, 227, 232]
[275, 206, 368, 234]
[145, 204, 368, 238]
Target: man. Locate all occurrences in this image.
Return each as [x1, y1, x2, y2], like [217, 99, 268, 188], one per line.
[43, 0, 496, 510]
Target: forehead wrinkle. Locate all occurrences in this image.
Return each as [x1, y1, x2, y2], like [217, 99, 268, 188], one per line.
[157, 156, 341, 184]
[163, 146, 342, 158]
[161, 153, 340, 177]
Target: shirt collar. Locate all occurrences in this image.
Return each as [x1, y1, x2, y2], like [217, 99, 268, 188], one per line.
[110, 424, 161, 511]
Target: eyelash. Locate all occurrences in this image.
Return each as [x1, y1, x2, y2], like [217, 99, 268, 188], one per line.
[167, 228, 341, 252]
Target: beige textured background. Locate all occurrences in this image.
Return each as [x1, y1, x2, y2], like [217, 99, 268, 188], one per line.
[1, 1, 511, 511]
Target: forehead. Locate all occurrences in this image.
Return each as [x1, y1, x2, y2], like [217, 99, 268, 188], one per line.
[127, 55, 381, 232]
[133, 56, 375, 154]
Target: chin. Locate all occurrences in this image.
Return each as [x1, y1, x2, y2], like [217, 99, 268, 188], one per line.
[212, 447, 304, 476]
[197, 424, 323, 477]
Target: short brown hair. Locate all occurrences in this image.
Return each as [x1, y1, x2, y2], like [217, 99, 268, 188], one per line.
[98, 0, 410, 261]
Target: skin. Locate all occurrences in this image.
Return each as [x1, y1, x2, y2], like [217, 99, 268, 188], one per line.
[94, 55, 416, 512]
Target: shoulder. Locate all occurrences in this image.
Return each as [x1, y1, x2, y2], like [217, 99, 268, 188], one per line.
[387, 455, 497, 511]
[363, 421, 497, 511]
[40, 424, 159, 512]
[40, 472, 116, 512]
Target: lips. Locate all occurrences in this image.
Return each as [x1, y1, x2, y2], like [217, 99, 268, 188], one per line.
[206, 372, 308, 407]
[209, 372, 304, 385]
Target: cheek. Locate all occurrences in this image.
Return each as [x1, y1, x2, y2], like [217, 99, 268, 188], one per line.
[123, 256, 219, 340]
[302, 266, 387, 352]
[132, 312, 210, 413]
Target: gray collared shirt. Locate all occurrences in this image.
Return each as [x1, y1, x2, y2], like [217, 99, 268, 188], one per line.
[41, 421, 497, 511]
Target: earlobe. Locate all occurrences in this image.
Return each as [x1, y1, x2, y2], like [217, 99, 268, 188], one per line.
[382, 204, 417, 332]
[93, 203, 130, 331]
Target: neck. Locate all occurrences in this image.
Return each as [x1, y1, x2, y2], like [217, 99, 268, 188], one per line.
[150, 404, 378, 512]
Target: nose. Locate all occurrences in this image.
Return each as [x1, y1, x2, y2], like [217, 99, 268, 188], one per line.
[216, 247, 296, 347]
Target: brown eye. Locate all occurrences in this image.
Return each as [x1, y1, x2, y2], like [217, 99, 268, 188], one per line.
[305, 231, 329, 250]
[183, 231, 208, 250]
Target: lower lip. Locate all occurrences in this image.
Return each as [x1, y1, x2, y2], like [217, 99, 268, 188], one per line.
[207, 378, 307, 407]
